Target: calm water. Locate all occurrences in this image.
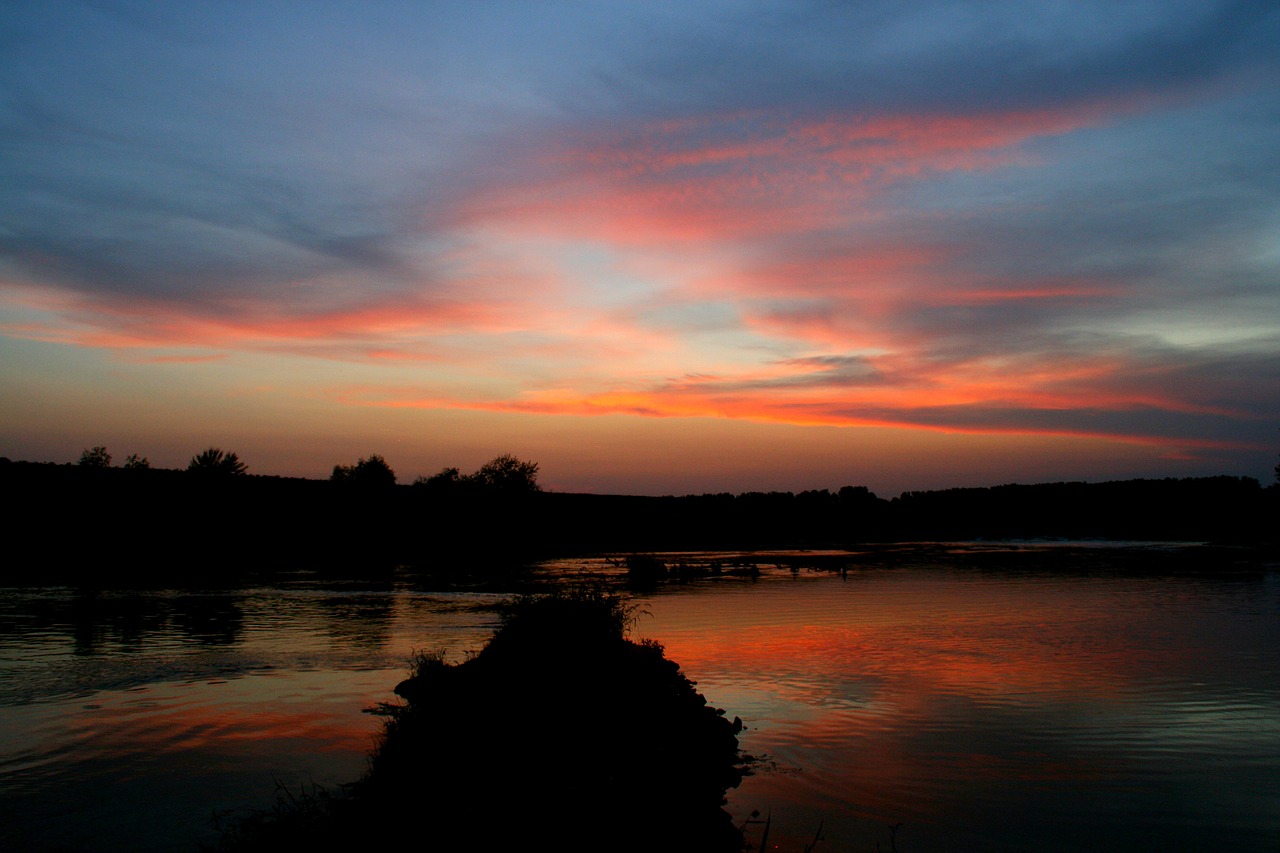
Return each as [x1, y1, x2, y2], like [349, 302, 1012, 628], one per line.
[1, 546, 1278, 852]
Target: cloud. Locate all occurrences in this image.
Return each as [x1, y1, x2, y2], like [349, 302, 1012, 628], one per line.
[338, 328, 1280, 459]
[1, 1, 1278, 486]
[454, 100, 1139, 251]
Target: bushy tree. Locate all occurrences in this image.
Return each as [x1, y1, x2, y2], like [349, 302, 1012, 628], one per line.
[122, 453, 150, 469]
[411, 456, 541, 493]
[471, 454, 540, 493]
[413, 467, 462, 488]
[78, 446, 112, 468]
[187, 447, 247, 476]
[331, 454, 396, 487]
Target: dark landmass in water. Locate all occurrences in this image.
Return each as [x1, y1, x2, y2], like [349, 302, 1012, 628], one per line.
[1, 456, 1274, 583]
[208, 589, 748, 853]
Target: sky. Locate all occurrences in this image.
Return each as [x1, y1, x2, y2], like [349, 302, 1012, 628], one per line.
[2, 1, 1278, 496]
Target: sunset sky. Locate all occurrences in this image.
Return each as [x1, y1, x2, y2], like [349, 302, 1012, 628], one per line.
[2, 1, 1278, 495]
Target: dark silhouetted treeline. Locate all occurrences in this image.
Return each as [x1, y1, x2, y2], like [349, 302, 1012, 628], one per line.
[0, 456, 1274, 583]
[887, 477, 1273, 541]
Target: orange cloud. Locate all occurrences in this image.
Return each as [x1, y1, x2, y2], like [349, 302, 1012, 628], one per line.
[341, 358, 1260, 453]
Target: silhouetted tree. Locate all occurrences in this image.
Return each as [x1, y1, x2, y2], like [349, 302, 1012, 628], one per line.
[413, 467, 462, 488]
[122, 453, 150, 469]
[331, 454, 396, 487]
[471, 454, 540, 492]
[78, 446, 111, 468]
[838, 485, 874, 502]
[187, 447, 247, 476]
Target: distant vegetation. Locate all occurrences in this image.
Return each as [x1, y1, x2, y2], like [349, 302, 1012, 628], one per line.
[0, 446, 1275, 582]
[414, 452, 541, 493]
[77, 446, 112, 468]
[123, 453, 150, 469]
[188, 447, 247, 476]
[330, 454, 396, 487]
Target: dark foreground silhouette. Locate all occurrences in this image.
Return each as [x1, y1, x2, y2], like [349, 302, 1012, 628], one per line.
[212, 590, 748, 852]
[3, 454, 1276, 585]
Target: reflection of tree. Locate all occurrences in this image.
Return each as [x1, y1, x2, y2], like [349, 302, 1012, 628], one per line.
[170, 594, 244, 646]
[16, 593, 244, 654]
[66, 593, 168, 655]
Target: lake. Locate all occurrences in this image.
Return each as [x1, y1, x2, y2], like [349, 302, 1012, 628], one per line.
[1, 544, 1278, 852]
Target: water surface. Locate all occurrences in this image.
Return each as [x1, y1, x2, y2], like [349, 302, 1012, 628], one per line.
[1, 546, 1277, 852]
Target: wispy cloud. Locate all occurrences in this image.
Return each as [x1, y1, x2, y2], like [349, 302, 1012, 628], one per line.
[1, 1, 1277, 487]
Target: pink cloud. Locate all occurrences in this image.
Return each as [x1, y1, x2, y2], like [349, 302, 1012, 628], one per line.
[0, 254, 564, 360]
[12, 90, 1247, 463]
[454, 99, 1138, 249]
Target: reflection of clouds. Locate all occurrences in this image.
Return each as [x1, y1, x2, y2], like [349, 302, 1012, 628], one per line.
[0, 672, 389, 851]
[68, 689, 376, 756]
[649, 567, 1279, 765]
[650, 567, 1280, 851]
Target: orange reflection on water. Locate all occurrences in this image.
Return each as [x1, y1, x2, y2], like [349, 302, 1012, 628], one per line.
[632, 567, 1251, 851]
[647, 578, 1150, 704]
[44, 671, 396, 778]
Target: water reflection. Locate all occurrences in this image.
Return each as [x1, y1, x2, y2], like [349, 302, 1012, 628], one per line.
[316, 594, 395, 649]
[0, 584, 507, 852]
[0, 672, 388, 853]
[638, 567, 1280, 852]
[0, 591, 246, 656]
[0, 548, 1277, 852]
[169, 594, 244, 646]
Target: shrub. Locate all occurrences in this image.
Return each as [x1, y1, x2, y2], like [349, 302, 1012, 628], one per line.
[78, 446, 111, 468]
[188, 447, 247, 476]
[331, 454, 396, 487]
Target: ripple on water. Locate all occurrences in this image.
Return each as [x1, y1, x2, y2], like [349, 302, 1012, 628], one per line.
[2, 553, 1279, 853]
